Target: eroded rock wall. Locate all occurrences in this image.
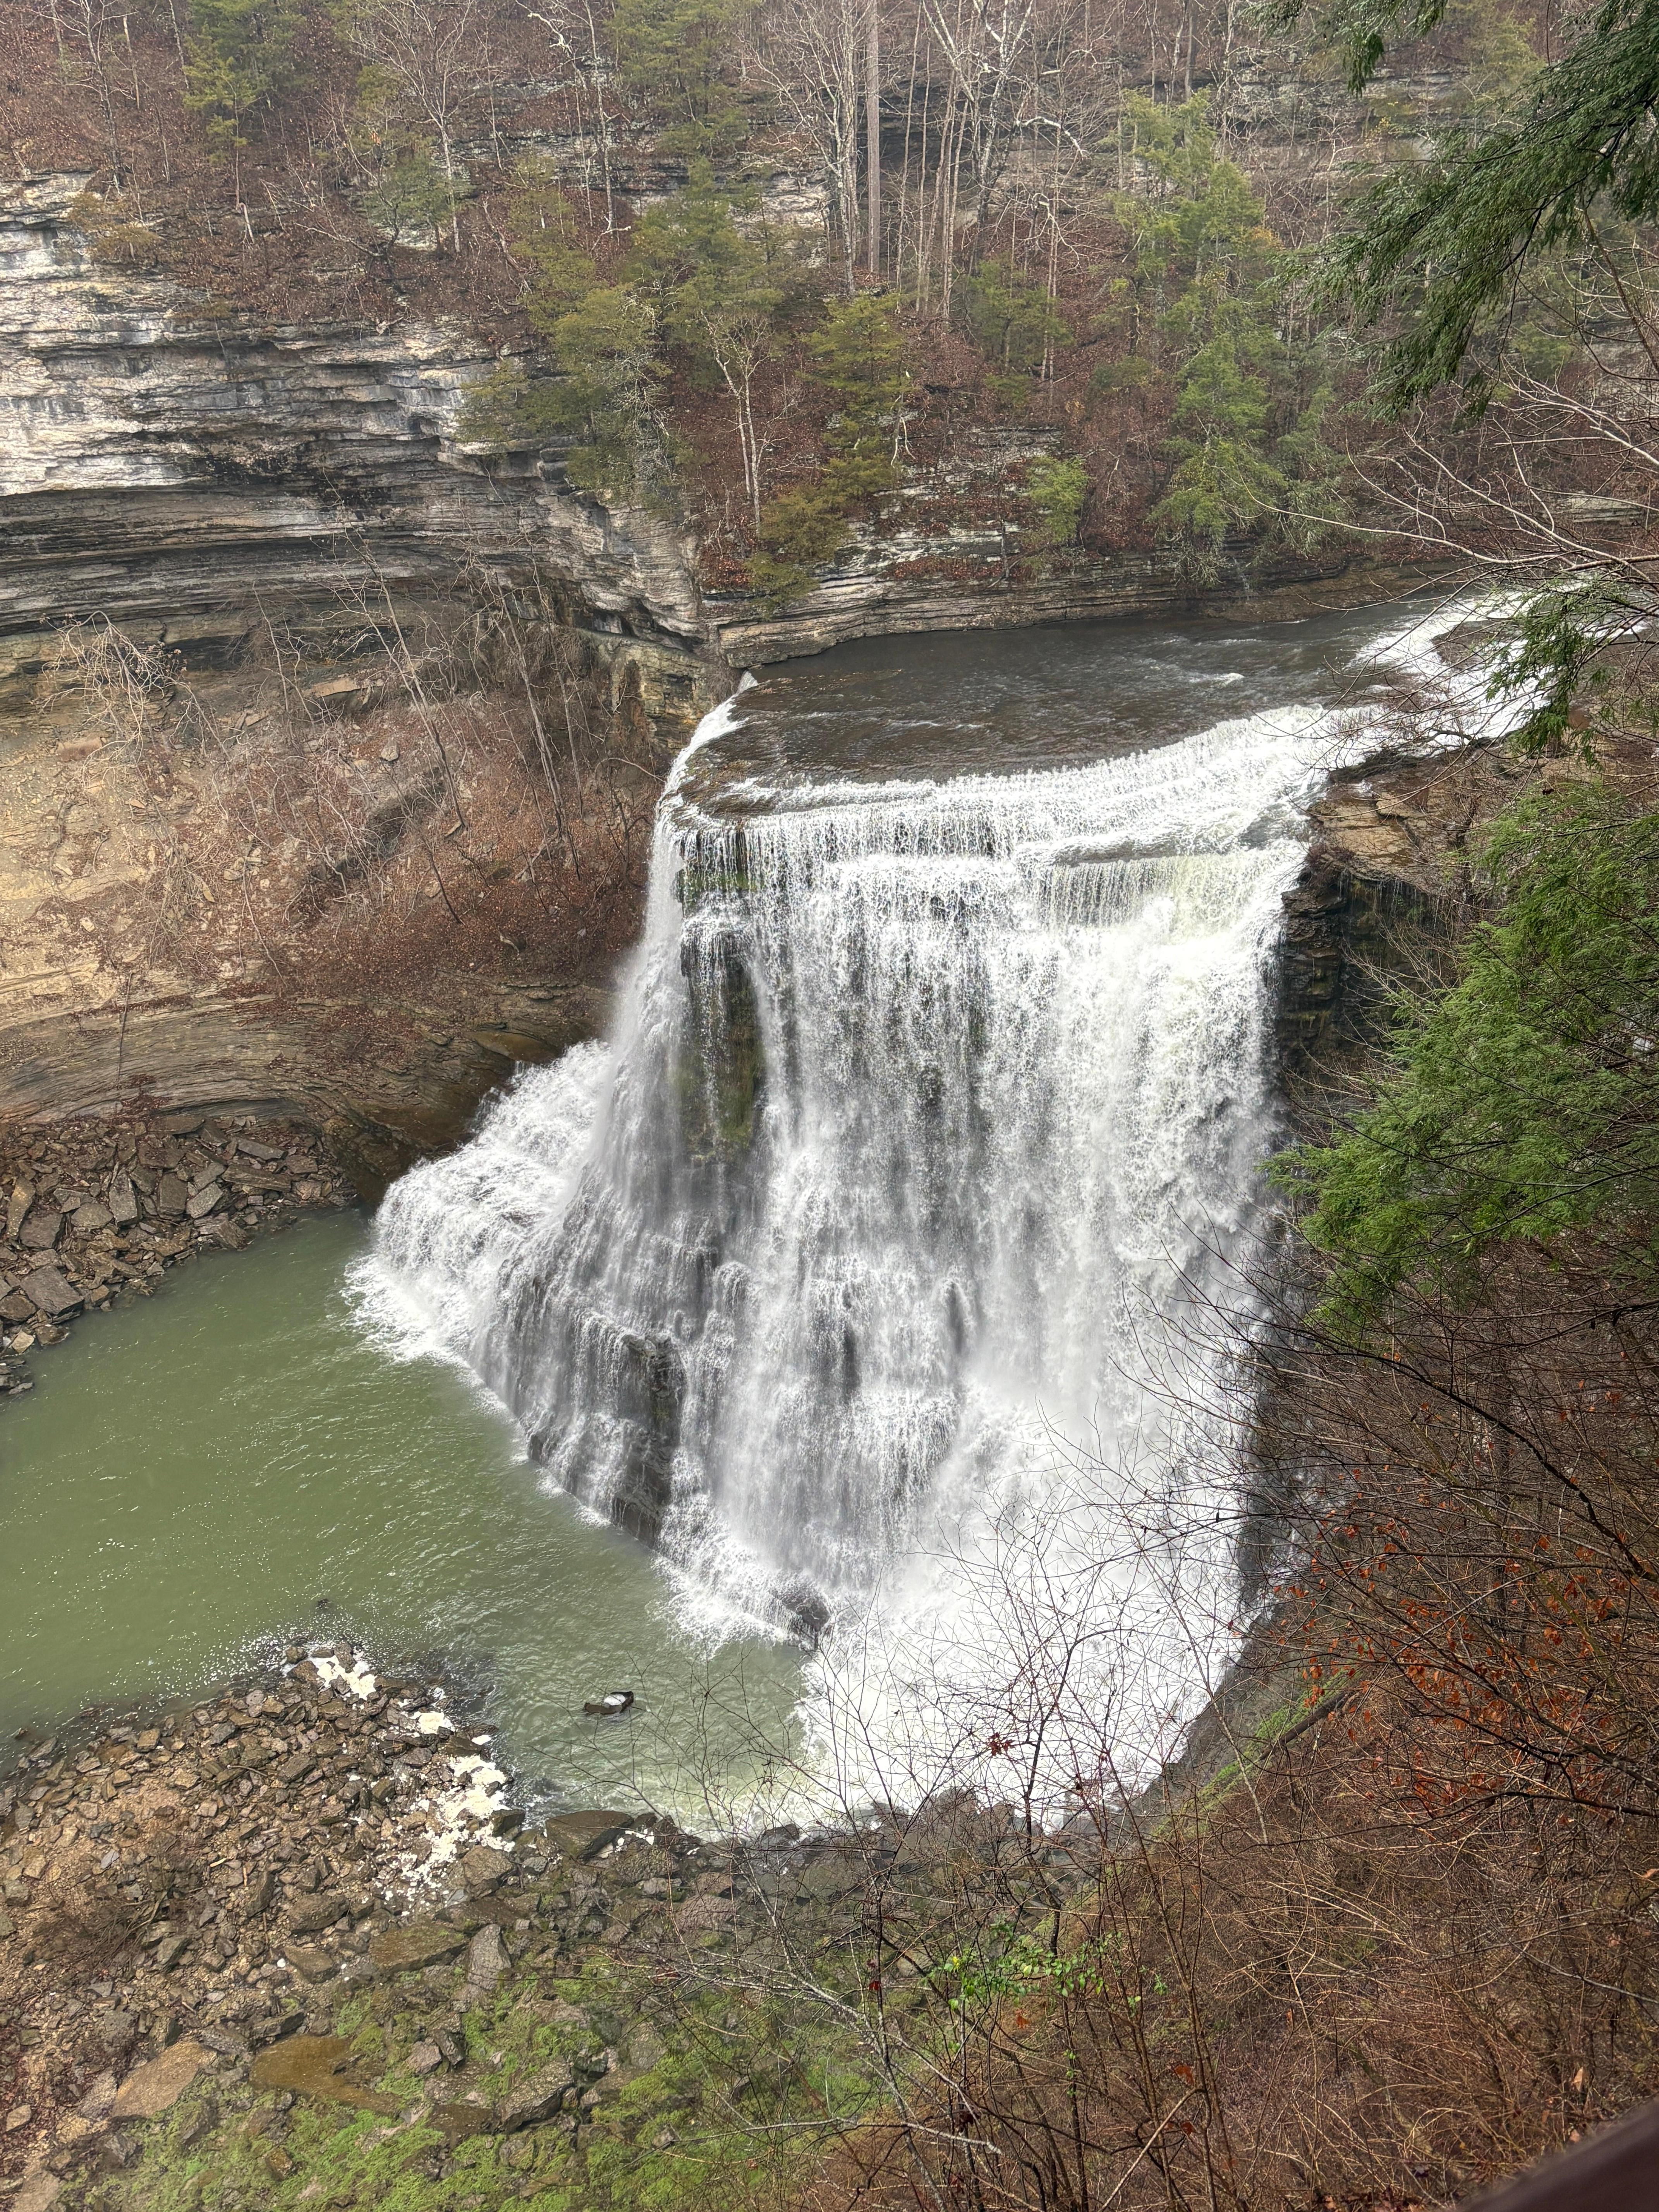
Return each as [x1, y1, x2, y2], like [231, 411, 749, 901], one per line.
[0, 173, 721, 1155]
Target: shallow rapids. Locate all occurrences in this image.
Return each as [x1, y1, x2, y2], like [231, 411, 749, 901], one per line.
[363, 599, 1510, 1818]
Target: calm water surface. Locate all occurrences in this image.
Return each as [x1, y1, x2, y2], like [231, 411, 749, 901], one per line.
[0, 1214, 803, 1824]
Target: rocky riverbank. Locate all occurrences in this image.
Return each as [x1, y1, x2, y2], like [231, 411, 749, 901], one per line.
[0, 1642, 1086, 2212]
[0, 1112, 354, 1402]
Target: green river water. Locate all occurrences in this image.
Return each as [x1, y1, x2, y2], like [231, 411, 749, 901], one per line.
[0, 1212, 803, 1825]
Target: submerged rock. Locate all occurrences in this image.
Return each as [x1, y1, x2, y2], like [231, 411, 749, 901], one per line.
[538, 1810, 634, 1861]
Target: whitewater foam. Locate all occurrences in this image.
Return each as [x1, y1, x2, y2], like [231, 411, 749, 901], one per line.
[356, 599, 1523, 1818]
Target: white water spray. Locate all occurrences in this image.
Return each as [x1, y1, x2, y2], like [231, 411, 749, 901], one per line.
[363, 603, 1512, 1814]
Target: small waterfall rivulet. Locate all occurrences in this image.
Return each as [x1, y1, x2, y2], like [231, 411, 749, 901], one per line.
[364, 605, 1511, 1812]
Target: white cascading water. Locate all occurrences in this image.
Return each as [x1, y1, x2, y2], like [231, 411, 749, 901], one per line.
[362, 605, 1511, 1817]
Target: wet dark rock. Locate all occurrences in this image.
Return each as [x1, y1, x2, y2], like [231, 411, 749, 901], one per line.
[537, 1811, 634, 1862]
[431, 2096, 496, 2138]
[581, 1690, 635, 1718]
[249, 2035, 399, 2114]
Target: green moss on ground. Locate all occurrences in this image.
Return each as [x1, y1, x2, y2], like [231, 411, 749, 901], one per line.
[77, 1936, 868, 2212]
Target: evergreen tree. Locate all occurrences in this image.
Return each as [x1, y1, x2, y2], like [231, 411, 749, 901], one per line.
[361, 149, 454, 250]
[627, 163, 789, 527]
[507, 165, 600, 326]
[1025, 455, 1090, 547]
[1104, 95, 1338, 582]
[465, 289, 666, 504]
[1276, 0, 1642, 412]
[805, 291, 910, 491]
[959, 258, 1069, 403]
[750, 293, 910, 605]
[611, 0, 750, 156]
[1280, 782, 1659, 1338]
[184, 0, 301, 151]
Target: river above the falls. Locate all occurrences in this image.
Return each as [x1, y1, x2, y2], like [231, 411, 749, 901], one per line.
[2, 599, 1498, 1826]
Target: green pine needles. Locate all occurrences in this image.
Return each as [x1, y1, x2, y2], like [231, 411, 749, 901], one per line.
[1295, 0, 1659, 411]
[1279, 781, 1659, 1340]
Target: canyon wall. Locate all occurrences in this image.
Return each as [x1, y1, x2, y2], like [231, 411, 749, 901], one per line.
[0, 163, 1390, 1168]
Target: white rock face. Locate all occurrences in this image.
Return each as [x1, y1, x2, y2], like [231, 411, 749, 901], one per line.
[0, 172, 706, 672]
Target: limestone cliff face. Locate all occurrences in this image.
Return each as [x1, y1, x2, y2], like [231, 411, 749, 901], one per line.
[0, 172, 708, 713]
[1276, 742, 1521, 1115]
[0, 173, 718, 1154]
[0, 166, 1392, 1158]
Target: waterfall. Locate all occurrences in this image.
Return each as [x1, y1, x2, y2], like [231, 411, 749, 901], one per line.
[362, 605, 1509, 1812]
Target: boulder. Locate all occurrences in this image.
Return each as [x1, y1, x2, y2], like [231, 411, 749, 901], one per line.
[455, 1843, 508, 1893]
[369, 1919, 468, 1973]
[4, 1185, 30, 1242]
[155, 1174, 188, 1218]
[72, 1200, 112, 1235]
[77, 2072, 118, 2121]
[185, 1183, 223, 1220]
[110, 2040, 208, 2120]
[460, 1922, 505, 2006]
[18, 1210, 62, 1251]
[107, 1172, 139, 1226]
[496, 2059, 578, 2132]
[286, 1891, 347, 1936]
[95, 2010, 138, 2055]
[19, 1265, 80, 1318]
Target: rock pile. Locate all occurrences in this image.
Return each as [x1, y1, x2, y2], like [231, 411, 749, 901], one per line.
[0, 1649, 553, 2190]
[0, 1113, 350, 1397]
[0, 1644, 891, 2208]
[0, 1638, 1092, 2210]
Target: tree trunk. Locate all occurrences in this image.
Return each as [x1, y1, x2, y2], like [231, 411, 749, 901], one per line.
[866, 0, 881, 277]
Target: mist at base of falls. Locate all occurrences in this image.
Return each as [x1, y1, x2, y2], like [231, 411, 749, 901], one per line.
[360, 602, 1512, 1819]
